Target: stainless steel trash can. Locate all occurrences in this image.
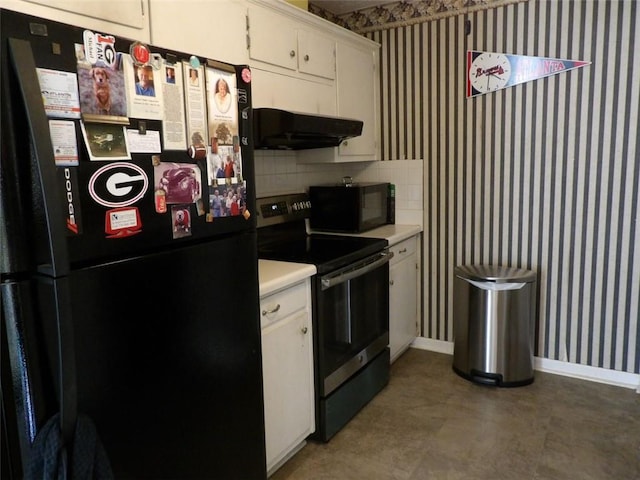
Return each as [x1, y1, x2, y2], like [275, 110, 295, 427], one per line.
[453, 265, 536, 387]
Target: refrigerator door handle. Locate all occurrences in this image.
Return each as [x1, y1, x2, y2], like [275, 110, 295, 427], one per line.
[46, 276, 78, 448]
[8, 38, 70, 278]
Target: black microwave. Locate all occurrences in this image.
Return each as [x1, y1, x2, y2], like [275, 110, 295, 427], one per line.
[309, 181, 392, 233]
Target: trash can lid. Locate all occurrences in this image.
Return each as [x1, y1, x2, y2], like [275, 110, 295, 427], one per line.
[454, 265, 536, 283]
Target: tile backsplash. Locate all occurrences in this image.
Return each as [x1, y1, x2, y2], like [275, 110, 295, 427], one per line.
[254, 151, 423, 226]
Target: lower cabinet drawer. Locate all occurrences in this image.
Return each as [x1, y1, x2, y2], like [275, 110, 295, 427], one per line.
[389, 236, 417, 265]
[260, 280, 307, 329]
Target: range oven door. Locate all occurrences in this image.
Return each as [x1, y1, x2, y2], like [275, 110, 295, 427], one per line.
[314, 249, 391, 397]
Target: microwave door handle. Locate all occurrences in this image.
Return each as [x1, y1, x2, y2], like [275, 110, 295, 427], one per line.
[320, 250, 393, 291]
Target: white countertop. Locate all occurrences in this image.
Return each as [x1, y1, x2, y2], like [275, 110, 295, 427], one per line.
[311, 224, 422, 246]
[258, 224, 420, 296]
[258, 259, 316, 298]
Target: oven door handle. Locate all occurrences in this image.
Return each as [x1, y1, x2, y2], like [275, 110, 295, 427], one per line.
[320, 250, 393, 290]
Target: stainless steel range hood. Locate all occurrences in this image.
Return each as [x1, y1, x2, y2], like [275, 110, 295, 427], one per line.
[253, 108, 363, 150]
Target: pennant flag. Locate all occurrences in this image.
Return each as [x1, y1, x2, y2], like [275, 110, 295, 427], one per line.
[467, 50, 591, 98]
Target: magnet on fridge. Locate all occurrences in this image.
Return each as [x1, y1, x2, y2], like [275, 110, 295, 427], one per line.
[155, 189, 167, 213]
[105, 207, 142, 238]
[241, 68, 251, 83]
[243, 209, 251, 220]
[189, 56, 201, 69]
[130, 41, 150, 66]
[187, 144, 206, 160]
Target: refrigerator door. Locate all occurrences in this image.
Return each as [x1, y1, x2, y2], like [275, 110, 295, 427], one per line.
[32, 232, 265, 478]
[0, 9, 256, 274]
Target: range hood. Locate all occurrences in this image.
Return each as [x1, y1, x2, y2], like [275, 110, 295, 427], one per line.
[253, 108, 363, 150]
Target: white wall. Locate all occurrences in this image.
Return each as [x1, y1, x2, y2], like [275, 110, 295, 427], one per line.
[254, 151, 424, 226]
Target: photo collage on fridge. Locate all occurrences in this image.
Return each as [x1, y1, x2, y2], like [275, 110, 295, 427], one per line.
[40, 29, 251, 240]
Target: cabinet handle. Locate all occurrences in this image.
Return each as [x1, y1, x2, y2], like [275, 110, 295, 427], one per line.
[399, 248, 407, 254]
[290, 50, 296, 57]
[261, 304, 281, 316]
[389, 280, 395, 286]
[301, 326, 308, 334]
[304, 54, 309, 61]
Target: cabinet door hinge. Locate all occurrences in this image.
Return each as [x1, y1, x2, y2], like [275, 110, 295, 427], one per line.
[245, 15, 250, 50]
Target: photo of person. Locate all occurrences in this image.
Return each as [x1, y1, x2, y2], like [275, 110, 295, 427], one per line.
[166, 66, 175, 84]
[189, 68, 199, 86]
[208, 182, 246, 218]
[206, 67, 238, 145]
[207, 145, 242, 187]
[135, 65, 155, 96]
[223, 154, 235, 178]
[214, 78, 232, 113]
[210, 188, 223, 218]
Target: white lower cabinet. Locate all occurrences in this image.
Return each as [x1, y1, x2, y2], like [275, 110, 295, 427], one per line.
[260, 279, 314, 476]
[389, 235, 420, 363]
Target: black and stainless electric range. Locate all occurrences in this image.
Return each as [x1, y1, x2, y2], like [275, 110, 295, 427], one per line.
[256, 193, 391, 441]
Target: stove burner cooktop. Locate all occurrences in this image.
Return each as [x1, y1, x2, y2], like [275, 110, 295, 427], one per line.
[256, 193, 387, 274]
[258, 234, 387, 274]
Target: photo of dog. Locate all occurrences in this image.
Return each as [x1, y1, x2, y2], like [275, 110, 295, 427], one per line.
[171, 205, 192, 239]
[91, 67, 112, 114]
[77, 45, 126, 118]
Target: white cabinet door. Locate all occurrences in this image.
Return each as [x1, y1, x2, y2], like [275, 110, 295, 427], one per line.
[389, 236, 419, 363]
[149, 0, 248, 64]
[2, 0, 150, 41]
[336, 41, 377, 157]
[297, 29, 335, 80]
[248, 3, 335, 81]
[262, 308, 314, 474]
[248, 4, 297, 72]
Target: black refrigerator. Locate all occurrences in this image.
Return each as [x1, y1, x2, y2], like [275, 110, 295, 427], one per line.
[0, 8, 266, 479]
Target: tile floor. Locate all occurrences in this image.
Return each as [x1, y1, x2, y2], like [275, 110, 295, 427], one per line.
[271, 348, 640, 480]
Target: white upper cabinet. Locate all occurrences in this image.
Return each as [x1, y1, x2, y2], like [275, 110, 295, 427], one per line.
[148, 0, 248, 64]
[297, 39, 380, 163]
[247, 2, 335, 81]
[1, 0, 150, 41]
[336, 41, 377, 157]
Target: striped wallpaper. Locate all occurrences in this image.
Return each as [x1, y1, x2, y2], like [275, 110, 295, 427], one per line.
[366, 0, 640, 374]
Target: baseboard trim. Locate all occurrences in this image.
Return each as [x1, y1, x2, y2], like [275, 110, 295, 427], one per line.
[411, 337, 454, 355]
[410, 337, 640, 392]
